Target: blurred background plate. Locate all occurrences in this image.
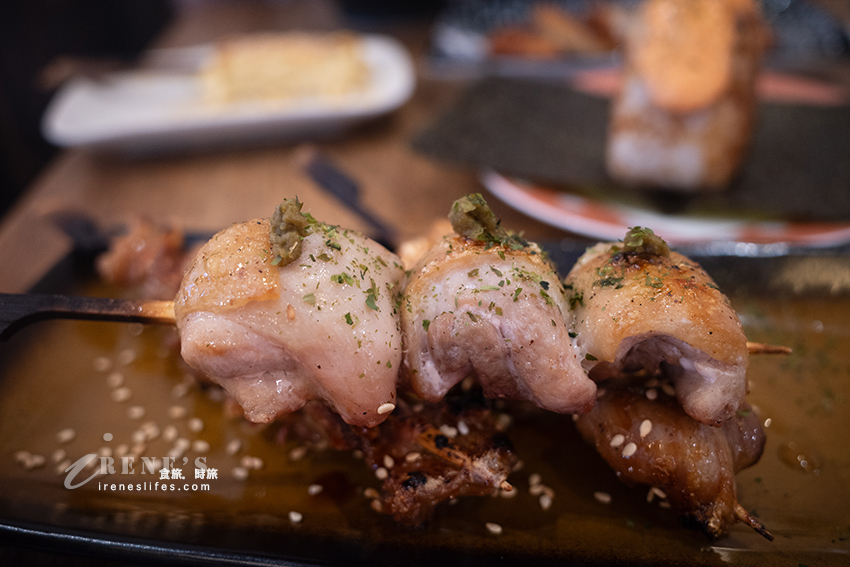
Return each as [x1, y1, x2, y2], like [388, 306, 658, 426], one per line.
[483, 170, 850, 247]
[41, 35, 415, 154]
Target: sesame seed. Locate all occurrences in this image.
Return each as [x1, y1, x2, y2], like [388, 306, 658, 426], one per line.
[289, 446, 307, 462]
[115, 445, 128, 457]
[370, 499, 383, 513]
[651, 487, 667, 499]
[141, 422, 160, 441]
[383, 455, 394, 469]
[377, 403, 395, 415]
[622, 442, 637, 457]
[500, 487, 518, 499]
[512, 460, 525, 472]
[438, 424, 458, 438]
[127, 322, 144, 336]
[106, 372, 124, 389]
[52, 449, 66, 463]
[646, 488, 656, 503]
[14, 451, 31, 465]
[162, 425, 178, 442]
[192, 440, 210, 453]
[56, 459, 71, 474]
[98, 447, 112, 458]
[375, 467, 388, 480]
[93, 357, 112, 372]
[240, 456, 263, 470]
[659, 501, 671, 509]
[593, 491, 612, 504]
[528, 473, 541, 486]
[171, 383, 190, 398]
[352, 449, 364, 459]
[596, 388, 607, 399]
[288, 511, 303, 524]
[307, 484, 323, 496]
[232, 466, 249, 480]
[485, 522, 503, 535]
[127, 406, 146, 420]
[495, 413, 512, 431]
[168, 406, 187, 420]
[457, 421, 469, 436]
[639, 419, 652, 438]
[131, 430, 146, 444]
[363, 488, 380, 499]
[764, 418, 772, 428]
[661, 383, 676, 397]
[645, 378, 659, 388]
[645, 388, 658, 401]
[175, 438, 191, 451]
[111, 387, 131, 402]
[539, 493, 553, 510]
[56, 428, 76, 444]
[571, 414, 580, 422]
[118, 348, 137, 365]
[26, 454, 46, 470]
[187, 417, 204, 432]
[226, 439, 242, 455]
[609, 434, 625, 448]
[405, 452, 421, 463]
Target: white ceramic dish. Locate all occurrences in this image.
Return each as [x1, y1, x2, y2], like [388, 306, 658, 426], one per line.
[42, 35, 416, 154]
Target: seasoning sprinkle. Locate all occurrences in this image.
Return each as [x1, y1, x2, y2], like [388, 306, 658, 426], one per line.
[289, 511, 303, 524]
[639, 419, 652, 438]
[645, 388, 658, 401]
[593, 491, 612, 504]
[609, 434, 625, 448]
[308, 484, 323, 496]
[375, 467, 388, 480]
[622, 442, 637, 457]
[405, 452, 421, 463]
[56, 428, 76, 444]
[485, 522, 503, 535]
[377, 403, 395, 415]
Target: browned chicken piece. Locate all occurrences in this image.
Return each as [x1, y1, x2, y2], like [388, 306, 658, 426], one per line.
[282, 395, 518, 526]
[564, 228, 748, 425]
[606, 0, 767, 190]
[96, 217, 192, 300]
[575, 387, 771, 540]
[175, 202, 405, 428]
[401, 195, 596, 415]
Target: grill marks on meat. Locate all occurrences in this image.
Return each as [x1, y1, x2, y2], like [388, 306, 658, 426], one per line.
[284, 396, 517, 526]
[574, 387, 771, 540]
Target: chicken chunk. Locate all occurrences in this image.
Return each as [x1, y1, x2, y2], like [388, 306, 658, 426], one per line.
[575, 387, 770, 540]
[175, 209, 404, 428]
[400, 195, 596, 414]
[564, 228, 748, 425]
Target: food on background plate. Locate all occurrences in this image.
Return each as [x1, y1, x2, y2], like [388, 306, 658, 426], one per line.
[400, 194, 597, 415]
[200, 32, 369, 106]
[175, 199, 404, 428]
[563, 227, 749, 426]
[488, 3, 618, 58]
[606, 0, 767, 191]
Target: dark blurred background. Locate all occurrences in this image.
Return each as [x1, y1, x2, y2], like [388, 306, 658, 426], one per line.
[0, 0, 174, 218]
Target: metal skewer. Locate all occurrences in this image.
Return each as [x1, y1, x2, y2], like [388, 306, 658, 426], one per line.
[0, 293, 175, 341]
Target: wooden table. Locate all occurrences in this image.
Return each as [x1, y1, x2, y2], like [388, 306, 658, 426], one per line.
[0, 0, 567, 295]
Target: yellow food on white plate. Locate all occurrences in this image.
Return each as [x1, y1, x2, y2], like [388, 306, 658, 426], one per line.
[200, 32, 370, 105]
